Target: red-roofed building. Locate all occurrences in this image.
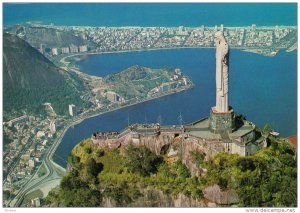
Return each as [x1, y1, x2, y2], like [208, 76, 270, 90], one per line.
[288, 136, 297, 148]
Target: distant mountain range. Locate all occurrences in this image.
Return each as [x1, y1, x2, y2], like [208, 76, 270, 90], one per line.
[3, 32, 88, 120]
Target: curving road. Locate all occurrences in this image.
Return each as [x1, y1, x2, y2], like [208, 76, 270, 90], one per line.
[11, 125, 67, 207]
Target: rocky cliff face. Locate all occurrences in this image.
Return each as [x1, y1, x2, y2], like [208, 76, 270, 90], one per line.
[127, 134, 174, 155]
[93, 133, 175, 156]
[92, 133, 240, 206]
[203, 184, 239, 205]
[102, 189, 206, 207]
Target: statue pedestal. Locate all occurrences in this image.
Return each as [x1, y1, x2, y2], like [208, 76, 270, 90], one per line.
[209, 107, 235, 134]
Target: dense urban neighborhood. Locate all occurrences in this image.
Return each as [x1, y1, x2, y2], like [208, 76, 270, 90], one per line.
[9, 23, 297, 58]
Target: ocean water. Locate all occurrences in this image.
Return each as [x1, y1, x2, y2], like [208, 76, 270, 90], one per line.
[53, 48, 297, 167]
[4, 3, 297, 27]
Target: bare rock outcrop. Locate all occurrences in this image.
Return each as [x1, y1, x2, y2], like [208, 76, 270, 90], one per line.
[173, 193, 205, 207]
[125, 134, 174, 155]
[203, 184, 239, 205]
[102, 189, 206, 207]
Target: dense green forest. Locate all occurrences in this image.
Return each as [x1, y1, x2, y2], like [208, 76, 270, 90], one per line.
[3, 84, 88, 120]
[46, 136, 297, 207]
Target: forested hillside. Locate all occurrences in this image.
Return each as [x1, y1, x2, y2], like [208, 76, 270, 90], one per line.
[3, 32, 88, 120]
[46, 136, 297, 207]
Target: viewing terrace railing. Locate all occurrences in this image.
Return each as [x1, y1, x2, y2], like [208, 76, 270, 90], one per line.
[160, 126, 182, 132]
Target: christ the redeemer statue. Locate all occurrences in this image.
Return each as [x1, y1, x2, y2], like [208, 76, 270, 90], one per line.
[214, 31, 229, 113]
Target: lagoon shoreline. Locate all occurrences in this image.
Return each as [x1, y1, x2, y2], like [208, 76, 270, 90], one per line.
[60, 45, 289, 64]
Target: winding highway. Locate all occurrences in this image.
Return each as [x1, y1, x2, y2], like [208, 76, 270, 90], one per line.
[11, 125, 67, 207]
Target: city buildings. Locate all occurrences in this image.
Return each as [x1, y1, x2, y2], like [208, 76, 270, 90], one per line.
[8, 115, 29, 127]
[61, 47, 70, 54]
[79, 45, 88, 52]
[15, 23, 296, 58]
[69, 44, 78, 53]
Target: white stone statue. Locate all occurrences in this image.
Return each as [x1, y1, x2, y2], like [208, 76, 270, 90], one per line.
[214, 31, 229, 113]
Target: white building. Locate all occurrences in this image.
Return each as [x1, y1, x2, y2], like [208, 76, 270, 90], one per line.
[36, 131, 45, 138]
[51, 48, 58, 56]
[28, 158, 35, 168]
[31, 198, 41, 207]
[8, 115, 28, 127]
[61, 47, 70, 54]
[175, 68, 182, 76]
[69, 104, 77, 116]
[50, 120, 56, 134]
[183, 77, 188, 86]
[79, 45, 88, 52]
[39, 44, 45, 54]
[220, 24, 224, 32]
[69, 44, 78, 53]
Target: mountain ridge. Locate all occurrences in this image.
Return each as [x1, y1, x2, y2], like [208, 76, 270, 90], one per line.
[3, 32, 87, 120]
[3, 32, 65, 89]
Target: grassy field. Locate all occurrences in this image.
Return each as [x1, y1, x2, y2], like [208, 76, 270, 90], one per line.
[37, 163, 47, 178]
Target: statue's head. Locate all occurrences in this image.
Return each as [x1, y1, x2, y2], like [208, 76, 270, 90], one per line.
[214, 31, 225, 45]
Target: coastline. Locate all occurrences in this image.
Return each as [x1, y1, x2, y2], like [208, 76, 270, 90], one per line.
[60, 47, 218, 64]
[59, 45, 295, 64]
[51, 83, 194, 168]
